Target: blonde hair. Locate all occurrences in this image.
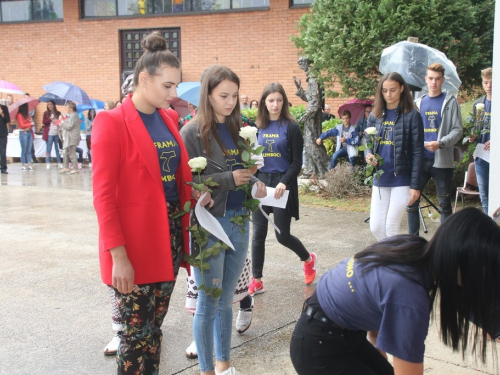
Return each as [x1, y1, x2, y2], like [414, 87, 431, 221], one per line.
[481, 67, 492, 80]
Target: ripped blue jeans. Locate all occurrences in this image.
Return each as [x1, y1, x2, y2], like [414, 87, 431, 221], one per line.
[193, 207, 249, 372]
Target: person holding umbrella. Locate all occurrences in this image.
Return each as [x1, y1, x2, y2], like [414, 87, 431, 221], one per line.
[0, 101, 10, 174]
[58, 101, 81, 175]
[16, 103, 35, 171]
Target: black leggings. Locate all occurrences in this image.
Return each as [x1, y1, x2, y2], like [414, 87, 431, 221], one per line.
[290, 307, 393, 374]
[251, 172, 309, 279]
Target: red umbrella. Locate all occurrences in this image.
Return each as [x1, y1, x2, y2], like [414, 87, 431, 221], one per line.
[338, 99, 374, 124]
[8, 96, 40, 118]
[170, 97, 192, 118]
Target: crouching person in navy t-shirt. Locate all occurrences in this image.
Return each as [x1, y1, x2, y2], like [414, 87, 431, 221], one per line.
[290, 208, 500, 375]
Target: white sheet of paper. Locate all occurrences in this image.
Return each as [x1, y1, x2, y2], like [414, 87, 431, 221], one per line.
[473, 143, 490, 163]
[252, 185, 289, 208]
[194, 192, 235, 250]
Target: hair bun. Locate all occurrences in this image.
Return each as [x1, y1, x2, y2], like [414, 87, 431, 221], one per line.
[142, 31, 167, 53]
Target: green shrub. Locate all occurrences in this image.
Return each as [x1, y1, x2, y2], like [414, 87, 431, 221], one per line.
[289, 105, 307, 133]
[241, 108, 257, 122]
[320, 118, 342, 156]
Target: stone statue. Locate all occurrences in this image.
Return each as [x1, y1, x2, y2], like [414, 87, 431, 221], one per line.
[293, 56, 329, 177]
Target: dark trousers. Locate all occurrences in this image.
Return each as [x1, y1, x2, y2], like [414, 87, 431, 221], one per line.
[290, 311, 393, 375]
[251, 171, 309, 279]
[113, 201, 183, 375]
[0, 136, 7, 171]
[407, 158, 453, 236]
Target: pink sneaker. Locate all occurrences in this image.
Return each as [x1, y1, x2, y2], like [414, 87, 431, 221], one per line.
[303, 252, 317, 285]
[248, 278, 264, 296]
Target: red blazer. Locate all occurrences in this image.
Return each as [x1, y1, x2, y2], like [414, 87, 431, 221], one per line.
[92, 94, 192, 285]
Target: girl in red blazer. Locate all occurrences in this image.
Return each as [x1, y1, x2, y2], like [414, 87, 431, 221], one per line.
[92, 31, 209, 374]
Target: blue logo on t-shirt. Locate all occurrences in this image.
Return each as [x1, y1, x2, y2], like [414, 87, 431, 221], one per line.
[420, 93, 445, 159]
[138, 110, 180, 202]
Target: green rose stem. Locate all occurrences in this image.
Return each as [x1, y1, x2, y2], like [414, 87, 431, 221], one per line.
[359, 132, 384, 199]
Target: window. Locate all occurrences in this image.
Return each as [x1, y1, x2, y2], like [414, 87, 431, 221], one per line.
[290, 0, 312, 6]
[0, 0, 63, 22]
[120, 28, 181, 81]
[83, 0, 268, 17]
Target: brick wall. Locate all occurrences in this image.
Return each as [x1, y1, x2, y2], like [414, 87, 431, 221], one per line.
[2, 0, 350, 128]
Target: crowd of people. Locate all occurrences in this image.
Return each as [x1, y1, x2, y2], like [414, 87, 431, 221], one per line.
[0, 94, 129, 175]
[89, 29, 500, 375]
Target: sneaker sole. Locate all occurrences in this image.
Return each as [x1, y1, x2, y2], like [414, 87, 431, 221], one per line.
[249, 288, 265, 296]
[103, 349, 117, 356]
[236, 320, 252, 334]
[185, 352, 198, 359]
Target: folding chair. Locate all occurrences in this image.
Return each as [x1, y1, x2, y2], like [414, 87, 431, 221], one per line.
[454, 162, 480, 212]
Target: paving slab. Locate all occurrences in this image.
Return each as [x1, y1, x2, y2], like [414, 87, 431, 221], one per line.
[0, 163, 498, 375]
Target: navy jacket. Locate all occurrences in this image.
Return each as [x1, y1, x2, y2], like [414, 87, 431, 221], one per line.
[0, 105, 10, 137]
[366, 107, 424, 190]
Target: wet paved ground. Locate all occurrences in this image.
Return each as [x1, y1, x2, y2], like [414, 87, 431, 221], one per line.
[0, 162, 498, 374]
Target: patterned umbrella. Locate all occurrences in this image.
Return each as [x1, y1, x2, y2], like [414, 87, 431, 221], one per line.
[43, 81, 92, 106]
[0, 80, 24, 95]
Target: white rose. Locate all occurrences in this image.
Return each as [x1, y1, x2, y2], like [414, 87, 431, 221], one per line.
[239, 126, 258, 140]
[476, 103, 485, 112]
[365, 127, 377, 135]
[188, 157, 207, 171]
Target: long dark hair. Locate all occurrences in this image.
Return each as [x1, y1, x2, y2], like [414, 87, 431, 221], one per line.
[256, 82, 296, 129]
[354, 235, 431, 287]
[372, 72, 415, 118]
[88, 109, 96, 121]
[133, 31, 180, 88]
[46, 100, 61, 118]
[430, 207, 500, 362]
[18, 103, 29, 119]
[194, 65, 242, 157]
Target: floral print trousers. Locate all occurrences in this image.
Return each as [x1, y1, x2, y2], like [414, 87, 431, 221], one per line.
[114, 201, 183, 375]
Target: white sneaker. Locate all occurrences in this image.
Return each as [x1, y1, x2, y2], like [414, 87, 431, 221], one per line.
[185, 340, 198, 359]
[28, 166, 34, 172]
[216, 367, 243, 375]
[46, 164, 51, 170]
[235, 296, 254, 334]
[21, 166, 27, 171]
[103, 332, 121, 356]
[89, 162, 92, 168]
[58, 163, 63, 169]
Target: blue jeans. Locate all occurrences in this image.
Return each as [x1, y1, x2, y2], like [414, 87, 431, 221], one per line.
[46, 135, 62, 163]
[330, 148, 356, 169]
[19, 131, 33, 164]
[407, 158, 454, 235]
[475, 157, 489, 214]
[193, 208, 249, 372]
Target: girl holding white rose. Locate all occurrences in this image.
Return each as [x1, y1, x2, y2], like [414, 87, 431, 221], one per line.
[365, 72, 424, 242]
[250, 82, 317, 297]
[180, 65, 266, 375]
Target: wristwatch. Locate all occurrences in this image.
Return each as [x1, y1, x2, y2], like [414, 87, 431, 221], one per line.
[438, 141, 444, 149]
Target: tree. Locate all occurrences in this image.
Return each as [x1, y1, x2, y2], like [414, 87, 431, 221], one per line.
[293, 0, 494, 99]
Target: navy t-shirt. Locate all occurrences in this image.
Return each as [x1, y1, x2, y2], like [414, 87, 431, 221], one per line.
[480, 98, 491, 144]
[138, 110, 180, 202]
[317, 258, 432, 363]
[420, 93, 445, 159]
[375, 109, 411, 187]
[217, 123, 245, 210]
[258, 120, 290, 173]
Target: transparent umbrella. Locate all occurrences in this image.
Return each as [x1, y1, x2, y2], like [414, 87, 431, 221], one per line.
[43, 81, 92, 106]
[379, 41, 461, 98]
